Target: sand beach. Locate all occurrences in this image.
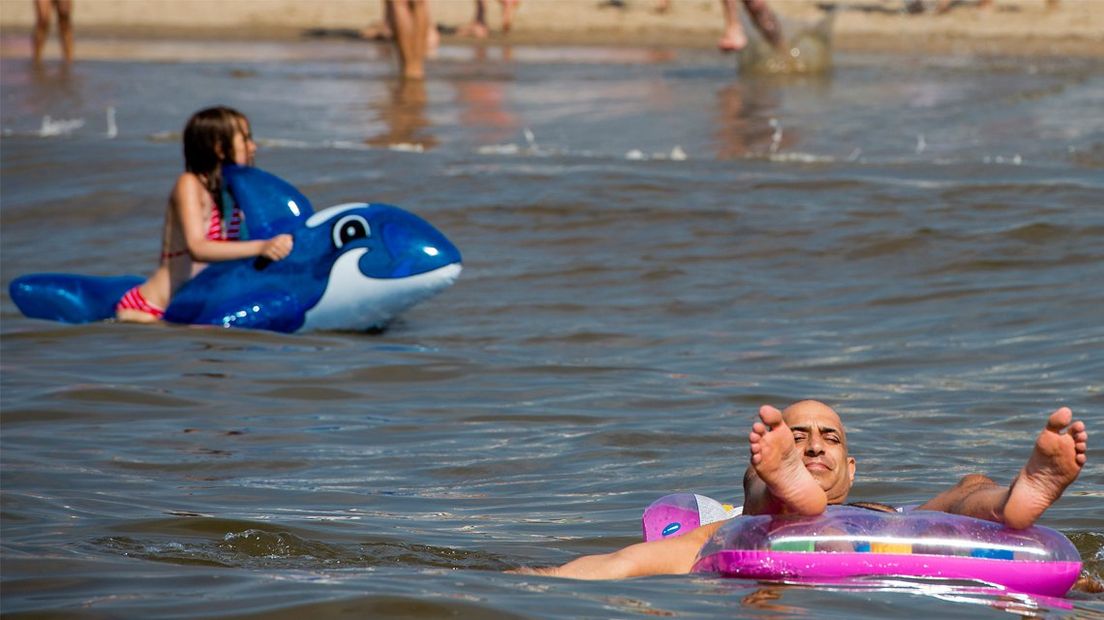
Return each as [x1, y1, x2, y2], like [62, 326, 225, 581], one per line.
[1, 0, 1102, 59]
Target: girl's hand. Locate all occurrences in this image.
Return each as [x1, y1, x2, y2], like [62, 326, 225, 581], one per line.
[261, 234, 294, 261]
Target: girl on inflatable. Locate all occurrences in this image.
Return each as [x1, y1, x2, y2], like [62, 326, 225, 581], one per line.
[115, 106, 294, 323]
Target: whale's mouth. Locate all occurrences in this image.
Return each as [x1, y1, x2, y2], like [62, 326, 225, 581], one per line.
[303, 250, 461, 331]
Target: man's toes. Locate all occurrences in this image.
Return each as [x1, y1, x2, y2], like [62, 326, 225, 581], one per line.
[759, 405, 782, 425]
[1047, 408, 1072, 430]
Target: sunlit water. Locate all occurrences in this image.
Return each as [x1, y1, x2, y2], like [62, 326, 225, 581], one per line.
[2, 37, 1102, 618]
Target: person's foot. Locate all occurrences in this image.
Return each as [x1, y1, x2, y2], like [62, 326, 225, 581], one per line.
[1003, 408, 1087, 529]
[402, 60, 426, 80]
[718, 25, 748, 52]
[426, 23, 440, 56]
[748, 405, 827, 515]
[458, 20, 490, 39]
[360, 21, 394, 40]
[500, 0, 519, 32]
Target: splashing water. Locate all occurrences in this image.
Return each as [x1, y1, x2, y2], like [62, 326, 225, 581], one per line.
[740, 9, 836, 75]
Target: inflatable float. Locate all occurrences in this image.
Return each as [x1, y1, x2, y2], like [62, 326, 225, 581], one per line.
[642, 493, 1082, 597]
[8, 165, 461, 333]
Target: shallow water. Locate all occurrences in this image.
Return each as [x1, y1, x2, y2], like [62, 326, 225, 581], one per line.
[1, 38, 1103, 618]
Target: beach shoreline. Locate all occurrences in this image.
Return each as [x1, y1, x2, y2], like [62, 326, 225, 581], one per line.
[1, 0, 1102, 59]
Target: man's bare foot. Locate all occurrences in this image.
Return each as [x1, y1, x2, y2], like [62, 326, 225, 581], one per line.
[718, 26, 748, 52]
[749, 405, 827, 515]
[1003, 407, 1087, 529]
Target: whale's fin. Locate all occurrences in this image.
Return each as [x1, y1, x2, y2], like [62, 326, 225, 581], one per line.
[9, 274, 144, 323]
[223, 165, 314, 238]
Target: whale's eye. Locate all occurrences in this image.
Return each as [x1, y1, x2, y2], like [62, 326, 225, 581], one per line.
[332, 215, 370, 249]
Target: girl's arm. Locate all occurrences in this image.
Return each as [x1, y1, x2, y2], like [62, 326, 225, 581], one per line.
[175, 173, 293, 263]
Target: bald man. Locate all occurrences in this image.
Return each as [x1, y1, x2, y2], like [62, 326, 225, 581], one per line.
[519, 400, 1088, 580]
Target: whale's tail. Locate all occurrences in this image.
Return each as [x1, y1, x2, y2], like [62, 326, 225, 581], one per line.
[9, 274, 143, 324]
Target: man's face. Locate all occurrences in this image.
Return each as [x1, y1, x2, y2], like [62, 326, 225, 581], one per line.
[782, 400, 856, 503]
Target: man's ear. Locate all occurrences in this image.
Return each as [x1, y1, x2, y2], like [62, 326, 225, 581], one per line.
[847, 457, 856, 483]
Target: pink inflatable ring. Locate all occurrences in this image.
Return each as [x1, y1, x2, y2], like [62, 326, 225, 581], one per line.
[642, 494, 1082, 597]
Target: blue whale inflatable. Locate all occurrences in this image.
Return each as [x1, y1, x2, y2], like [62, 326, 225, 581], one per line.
[8, 166, 462, 333]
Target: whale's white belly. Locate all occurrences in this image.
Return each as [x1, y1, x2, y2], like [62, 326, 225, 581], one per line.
[302, 249, 462, 331]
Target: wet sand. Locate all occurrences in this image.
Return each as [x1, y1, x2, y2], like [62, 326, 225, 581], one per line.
[1, 0, 1102, 58]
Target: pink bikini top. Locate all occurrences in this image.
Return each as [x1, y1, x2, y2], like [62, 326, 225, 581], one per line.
[206, 201, 242, 241]
[161, 194, 243, 260]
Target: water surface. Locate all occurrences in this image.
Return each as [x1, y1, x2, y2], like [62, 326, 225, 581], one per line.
[2, 37, 1102, 618]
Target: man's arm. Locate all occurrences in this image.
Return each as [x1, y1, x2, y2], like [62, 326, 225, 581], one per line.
[516, 521, 724, 580]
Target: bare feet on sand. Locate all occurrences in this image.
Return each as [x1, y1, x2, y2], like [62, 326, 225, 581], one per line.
[749, 405, 827, 515]
[501, 0, 519, 32]
[718, 24, 748, 52]
[1003, 407, 1087, 529]
[458, 21, 489, 38]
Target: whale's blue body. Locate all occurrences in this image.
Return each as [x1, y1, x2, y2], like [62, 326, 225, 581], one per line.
[9, 166, 462, 333]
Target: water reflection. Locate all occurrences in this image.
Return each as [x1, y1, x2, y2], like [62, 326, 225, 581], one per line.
[740, 586, 804, 613]
[713, 80, 789, 159]
[468, 43, 514, 64]
[366, 79, 437, 151]
[456, 77, 518, 146]
[0, 60, 82, 120]
[454, 44, 520, 146]
[736, 579, 1078, 617]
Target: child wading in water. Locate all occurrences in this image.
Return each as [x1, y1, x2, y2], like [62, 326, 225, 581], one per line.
[115, 106, 294, 323]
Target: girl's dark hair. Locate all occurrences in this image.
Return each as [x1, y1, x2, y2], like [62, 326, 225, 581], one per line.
[182, 106, 248, 203]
